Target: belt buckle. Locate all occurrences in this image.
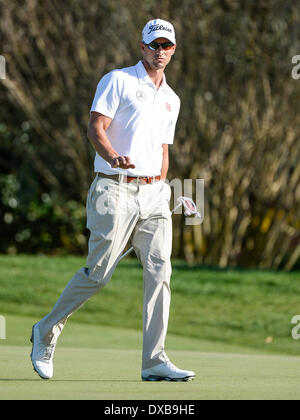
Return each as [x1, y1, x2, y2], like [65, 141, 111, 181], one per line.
[127, 176, 137, 184]
[141, 176, 147, 185]
[139, 176, 148, 185]
[145, 176, 153, 185]
[134, 176, 155, 185]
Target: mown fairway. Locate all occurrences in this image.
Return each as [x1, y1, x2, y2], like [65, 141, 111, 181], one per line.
[1, 255, 300, 354]
[0, 255, 300, 400]
[1, 315, 300, 400]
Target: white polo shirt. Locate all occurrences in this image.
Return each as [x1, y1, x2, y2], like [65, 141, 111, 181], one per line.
[90, 60, 180, 176]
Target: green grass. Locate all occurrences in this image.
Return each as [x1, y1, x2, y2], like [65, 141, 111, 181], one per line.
[1, 315, 300, 400]
[0, 254, 300, 355]
[1, 254, 299, 400]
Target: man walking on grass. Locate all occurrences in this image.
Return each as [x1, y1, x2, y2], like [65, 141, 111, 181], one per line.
[30, 18, 195, 382]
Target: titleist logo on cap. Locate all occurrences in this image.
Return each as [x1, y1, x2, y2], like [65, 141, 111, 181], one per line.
[148, 24, 172, 35]
[142, 19, 176, 45]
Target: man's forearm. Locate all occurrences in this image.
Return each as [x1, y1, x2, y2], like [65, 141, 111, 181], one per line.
[161, 145, 169, 181]
[87, 113, 136, 170]
[87, 124, 119, 165]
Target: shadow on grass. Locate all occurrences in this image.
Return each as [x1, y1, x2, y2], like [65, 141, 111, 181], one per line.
[0, 378, 141, 382]
[119, 258, 285, 274]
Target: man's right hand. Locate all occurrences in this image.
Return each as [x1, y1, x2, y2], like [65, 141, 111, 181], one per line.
[110, 156, 136, 169]
[87, 113, 136, 170]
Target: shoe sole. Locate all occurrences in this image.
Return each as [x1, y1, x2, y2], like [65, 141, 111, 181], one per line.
[142, 375, 195, 382]
[30, 324, 51, 380]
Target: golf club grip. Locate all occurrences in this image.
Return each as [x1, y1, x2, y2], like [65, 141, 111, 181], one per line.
[119, 246, 134, 261]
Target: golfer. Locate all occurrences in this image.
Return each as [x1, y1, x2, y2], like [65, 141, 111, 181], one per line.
[30, 18, 195, 382]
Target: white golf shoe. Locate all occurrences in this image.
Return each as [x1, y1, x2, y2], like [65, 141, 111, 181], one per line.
[142, 361, 195, 382]
[30, 323, 55, 380]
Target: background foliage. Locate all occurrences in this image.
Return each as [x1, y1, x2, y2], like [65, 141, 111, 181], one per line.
[0, 0, 299, 270]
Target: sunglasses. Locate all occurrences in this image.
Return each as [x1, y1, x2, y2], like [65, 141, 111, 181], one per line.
[144, 41, 174, 51]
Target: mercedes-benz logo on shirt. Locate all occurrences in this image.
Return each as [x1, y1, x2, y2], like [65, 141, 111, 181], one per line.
[136, 90, 147, 101]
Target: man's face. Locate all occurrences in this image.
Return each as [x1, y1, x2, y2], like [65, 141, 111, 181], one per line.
[140, 37, 176, 70]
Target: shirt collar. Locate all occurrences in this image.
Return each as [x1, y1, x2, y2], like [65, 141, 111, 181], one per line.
[135, 60, 167, 90]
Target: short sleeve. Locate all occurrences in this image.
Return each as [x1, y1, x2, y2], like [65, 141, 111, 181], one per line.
[164, 120, 177, 145]
[90, 71, 122, 119]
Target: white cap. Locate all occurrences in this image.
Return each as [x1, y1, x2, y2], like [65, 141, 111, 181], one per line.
[142, 19, 176, 45]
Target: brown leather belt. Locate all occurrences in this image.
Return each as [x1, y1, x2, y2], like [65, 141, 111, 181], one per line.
[97, 172, 161, 185]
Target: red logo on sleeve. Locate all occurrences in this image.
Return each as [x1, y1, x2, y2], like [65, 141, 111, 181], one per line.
[165, 102, 172, 112]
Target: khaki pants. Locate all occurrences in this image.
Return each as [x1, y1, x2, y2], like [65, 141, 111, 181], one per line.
[38, 175, 173, 370]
